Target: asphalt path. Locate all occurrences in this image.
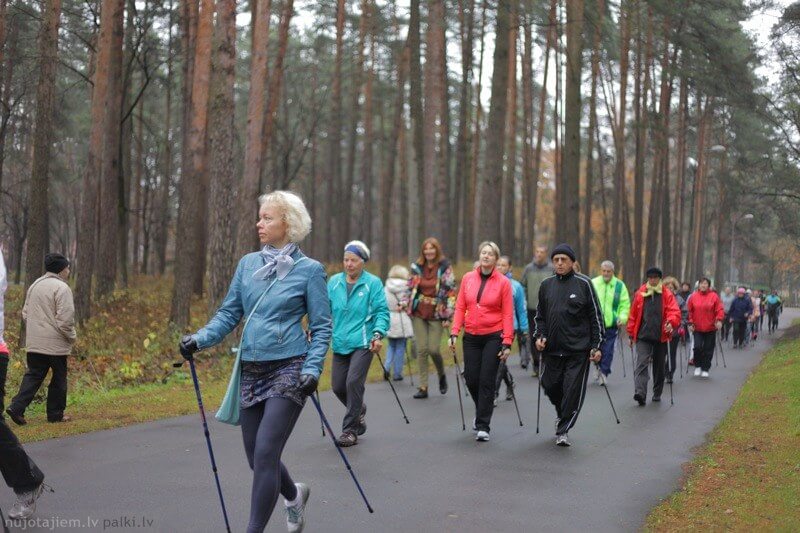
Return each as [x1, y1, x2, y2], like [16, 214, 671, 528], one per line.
[5, 309, 796, 532]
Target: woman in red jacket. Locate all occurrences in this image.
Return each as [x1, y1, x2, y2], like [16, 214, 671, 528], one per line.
[687, 277, 724, 378]
[450, 241, 514, 442]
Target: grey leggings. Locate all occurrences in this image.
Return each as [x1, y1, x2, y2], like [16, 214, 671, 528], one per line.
[240, 397, 303, 533]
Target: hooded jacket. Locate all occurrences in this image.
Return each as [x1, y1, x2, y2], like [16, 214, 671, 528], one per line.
[532, 270, 604, 356]
[627, 283, 681, 343]
[451, 267, 515, 345]
[687, 290, 725, 333]
[384, 277, 414, 339]
[506, 273, 529, 332]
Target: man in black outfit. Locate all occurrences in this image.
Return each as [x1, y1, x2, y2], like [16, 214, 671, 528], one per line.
[533, 244, 604, 447]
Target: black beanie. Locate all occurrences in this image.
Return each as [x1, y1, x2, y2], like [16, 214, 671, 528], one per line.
[550, 243, 576, 262]
[45, 253, 70, 274]
[645, 266, 663, 278]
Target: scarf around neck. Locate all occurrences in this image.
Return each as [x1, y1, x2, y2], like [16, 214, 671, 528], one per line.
[253, 242, 298, 281]
[642, 281, 663, 298]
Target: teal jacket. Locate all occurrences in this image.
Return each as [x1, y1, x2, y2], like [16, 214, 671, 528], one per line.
[328, 270, 390, 355]
[193, 249, 332, 379]
[506, 274, 529, 332]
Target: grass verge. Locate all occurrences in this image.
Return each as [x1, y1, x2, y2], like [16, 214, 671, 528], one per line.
[645, 323, 800, 531]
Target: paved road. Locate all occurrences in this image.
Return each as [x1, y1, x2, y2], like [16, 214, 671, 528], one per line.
[5, 310, 796, 532]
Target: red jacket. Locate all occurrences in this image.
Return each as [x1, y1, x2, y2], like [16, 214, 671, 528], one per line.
[627, 284, 682, 343]
[688, 290, 725, 332]
[451, 267, 515, 345]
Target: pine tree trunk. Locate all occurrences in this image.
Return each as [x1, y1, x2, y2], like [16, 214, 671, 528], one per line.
[466, 0, 487, 258]
[170, 0, 214, 327]
[613, 0, 631, 275]
[455, 0, 475, 261]
[325, 0, 345, 262]
[673, 72, 688, 278]
[76, 0, 118, 321]
[477, 0, 510, 242]
[361, 23, 375, 245]
[155, 0, 175, 276]
[501, 2, 518, 258]
[408, 0, 425, 246]
[207, 0, 237, 313]
[520, 0, 533, 261]
[582, 0, 603, 269]
[24, 0, 62, 291]
[560, 0, 583, 250]
[237, 0, 272, 257]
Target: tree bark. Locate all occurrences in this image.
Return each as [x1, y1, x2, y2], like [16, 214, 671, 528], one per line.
[582, 0, 603, 269]
[560, 0, 584, 250]
[521, 0, 533, 261]
[455, 0, 475, 261]
[207, 0, 237, 312]
[466, 0, 488, 258]
[155, 0, 175, 276]
[501, 2, 518, 258]
[325, 0, 345, 262]
[613, 0, 632, 275]
[236, 0, 272, 257]
[408, 0, 425, 246]
[170, 0, 214, 327]
[24, 0, 62, 290]
[477, 0, 510, 243]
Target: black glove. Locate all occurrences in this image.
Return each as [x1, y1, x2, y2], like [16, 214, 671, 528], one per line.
[179, 335, 198, 360]
[297, 374, 318, 397]
[501, 344, 512, 352]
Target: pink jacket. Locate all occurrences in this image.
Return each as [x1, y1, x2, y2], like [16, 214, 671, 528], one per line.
[451, 267, 515, 345]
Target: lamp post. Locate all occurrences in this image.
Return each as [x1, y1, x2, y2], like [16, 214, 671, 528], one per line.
[729, 213, 754, 284]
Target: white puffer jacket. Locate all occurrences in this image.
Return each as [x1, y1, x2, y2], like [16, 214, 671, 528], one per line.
[384, 278, 414, 339]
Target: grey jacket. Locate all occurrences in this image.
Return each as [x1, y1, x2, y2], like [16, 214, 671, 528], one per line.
[23, 273, 77, 356]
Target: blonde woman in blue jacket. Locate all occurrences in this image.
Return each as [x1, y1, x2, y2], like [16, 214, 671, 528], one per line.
[179, 191, 331, 533]
[327, 241, 390, 447]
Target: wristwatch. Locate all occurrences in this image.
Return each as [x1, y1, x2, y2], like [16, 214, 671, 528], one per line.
[371, 332, 383, 342]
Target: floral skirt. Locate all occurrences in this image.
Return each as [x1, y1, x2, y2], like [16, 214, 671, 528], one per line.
[240, 356, 305, 409]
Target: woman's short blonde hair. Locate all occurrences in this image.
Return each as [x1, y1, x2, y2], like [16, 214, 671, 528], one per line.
[258, 190, 312, 243]
[477, 241, 501, 260]
[388, 264, 410, 280]
[663, 276, 679, 292]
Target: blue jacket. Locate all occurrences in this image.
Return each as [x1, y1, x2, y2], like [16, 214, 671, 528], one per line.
[728, 295, 753, 323]
[328, 270, 390, 354]
[193, 249, 332, 379]
[507, 274, 529, 332]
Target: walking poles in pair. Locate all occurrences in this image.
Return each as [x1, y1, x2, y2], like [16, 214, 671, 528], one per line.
[309, 393, 375, 513]
[451, 345, 466, 431]
[595, 362, 621, 424]
[173, 357, 232, 533]
[374, 351, 411, 424]
[666, 348, 674, 406]
[618, 336, 628, 378]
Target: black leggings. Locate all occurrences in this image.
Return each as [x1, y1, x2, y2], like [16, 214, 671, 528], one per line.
[240, 397, 303, 533]
[463, 332, 502, 432]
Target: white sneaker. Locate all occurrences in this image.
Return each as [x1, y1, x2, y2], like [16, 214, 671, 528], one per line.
[593, 367, 601, 383]
[694, 367, 702, 377]
[599, 373, 607, 386]
[701, 371, 709, 378]
[476, 430, 490, 442]
[556, 433, 571, 447]
[8, 482, 44, 520]
[285, 482, 310, 533]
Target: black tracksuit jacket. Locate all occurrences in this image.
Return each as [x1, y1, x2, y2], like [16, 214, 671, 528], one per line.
[533, 270, 604, 356]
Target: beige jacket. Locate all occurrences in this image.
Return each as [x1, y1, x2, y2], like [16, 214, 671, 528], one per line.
[23, 273, 77, 355]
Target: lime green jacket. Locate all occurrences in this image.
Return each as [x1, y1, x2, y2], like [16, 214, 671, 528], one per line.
[591, 275, 631, 328]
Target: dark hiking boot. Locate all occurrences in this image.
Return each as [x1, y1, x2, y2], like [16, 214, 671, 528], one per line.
[413, 387, 428, 399]
[337, 432, 357, 447]
[6, 408, 26, 426]
[439, 374, 448, 394]
[634, 393, 646, 406]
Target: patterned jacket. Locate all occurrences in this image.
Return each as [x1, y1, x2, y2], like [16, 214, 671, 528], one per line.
[408, 259, 456, 322]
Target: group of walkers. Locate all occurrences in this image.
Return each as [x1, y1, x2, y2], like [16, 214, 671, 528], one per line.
[0, 188, 788, 532]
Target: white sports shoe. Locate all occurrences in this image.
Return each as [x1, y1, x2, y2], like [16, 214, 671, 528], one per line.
[476, 430, 490, 442]
[556, 434, 571, 447]
[694, 367, 702, 377]
[701, 371, 709, 378]
[8, 482, 45, 520]
[285, 482, 310, 533]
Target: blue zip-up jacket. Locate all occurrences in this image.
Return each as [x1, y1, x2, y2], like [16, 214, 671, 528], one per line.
[506, 273, 529, 332]
[328, 270, 390, 355]
[728, 295, 754, 323]
[193, 249, 332, 379]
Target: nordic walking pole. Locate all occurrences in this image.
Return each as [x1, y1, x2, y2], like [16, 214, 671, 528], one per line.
[374, 351, 411, 423]
[173, 357, 232, 533]
[309, 394, 374, 513]
[505, 365, 524, 426]
[619, 335, 627, 378]
[595, 362, 621, 424]
[450, 343, 466, 431]
[536, 350, 543, 434]
[405, 340, 415, 387]
[316, 390, 325, 437]
[666, 348, 674, 406]
[717, 331, 727, 368]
